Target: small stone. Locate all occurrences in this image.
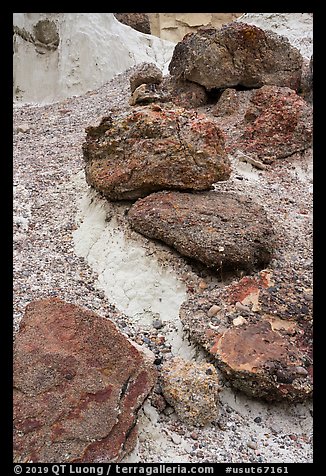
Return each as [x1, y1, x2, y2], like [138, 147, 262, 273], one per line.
[254, 416, 262, 423]
[247, 441, 258, 450]
[294, 366, 308, 376]
[153, 319, 164, 329]
[207, 305, 221, 317]
[232, 316, 246, 326]
[190, 432, 198, 440]
[163, 406, 174, 416]
[171, 433, 182, 445]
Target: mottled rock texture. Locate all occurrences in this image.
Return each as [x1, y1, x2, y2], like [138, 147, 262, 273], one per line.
[180, 268, 313, 402]
[169, 22, 303, 91]
[128, 191, 274, 272]
[13, 298, 157, 463]
[212, 85, 313, 163]
[114, 13, 151, 35]
[83, 106, 230, 200]
[129, 62, 163, 94]
[161, 357, 220, 426]
[300, 55, 313, 103]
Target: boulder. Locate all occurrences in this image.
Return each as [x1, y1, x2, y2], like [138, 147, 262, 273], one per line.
[160, 77, 209, 108]
[114, 13, 151, 35]
[300, 55, 313, 103]
[169, 22, 303, 91]
[129, 62, 163, 94]
[212, 85, 313, 163]
[83, 106, 230, 200]
[161, 357, 220, 426]
[180, 268, 313, 402]
[129, 83, 166, 106]
[127, 190, 274, 272]
[13, 298, 157, 463]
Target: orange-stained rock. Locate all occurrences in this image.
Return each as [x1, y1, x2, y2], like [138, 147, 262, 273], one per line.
[82, 105, 230, 200]
[13, 298, 157, 463]
[180, 268, 312, 401]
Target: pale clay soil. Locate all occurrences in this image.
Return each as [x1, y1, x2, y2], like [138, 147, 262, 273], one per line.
[13, 67, 313, 463]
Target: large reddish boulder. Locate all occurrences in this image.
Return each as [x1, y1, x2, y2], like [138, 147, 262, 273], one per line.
[83, 106, 230, 200]
[180, 268, 313, 402]
[169, 22, 303, 91]
[13, 298, 157, 463]
[128, 190, 275, 272]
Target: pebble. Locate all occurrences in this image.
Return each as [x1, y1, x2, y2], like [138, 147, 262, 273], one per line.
[233, 316, 246, 326]
[207, 304, 221, 317]
[235, 301, 250, 312]
[190, 431, 198, 440]
[295, 366, 308, 376]
[254, 416, 262, 423]
[247, 441, 258, 450]
[153, 318, 164, 329]
[170, 433, 182, 445]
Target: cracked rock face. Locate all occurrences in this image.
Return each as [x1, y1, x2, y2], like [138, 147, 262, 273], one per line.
[161, 357, 220, 427]
[83, 106, 230, 200]
[128, 190, 275, 272]
[180, 268, 313, 401]
[169, 22, 303, 91]
[13, 298, 157, 463]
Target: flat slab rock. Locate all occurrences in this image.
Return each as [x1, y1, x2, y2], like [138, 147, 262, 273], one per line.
[83, 105, 230, 200]
[212, 85, 313, 164]
[180, 268, 313, 401]
[128, 190, 275, 272]
[13, 298, 157, 463]
[169, 22, 303, 91]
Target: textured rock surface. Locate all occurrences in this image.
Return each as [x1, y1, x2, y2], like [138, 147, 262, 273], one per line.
[129, 83, 165, 106]
[13, 13, 175, 103]
[212, 85, 313, 163]
[160, 77, 209, 108]
[148, 13, 242, 43]
[128, 191, 274, 272]
[180, 268, 313, 402]
[114, 13, 151, 34]
[83, 106, 230, 200]
[300, 55, 313, 103]
[169, 22, 303, 91]
[129, 62, 163, 94]
[13, 298, 157, 463]
[33, 19, 59, 48]
[161, 357, 220, 426]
